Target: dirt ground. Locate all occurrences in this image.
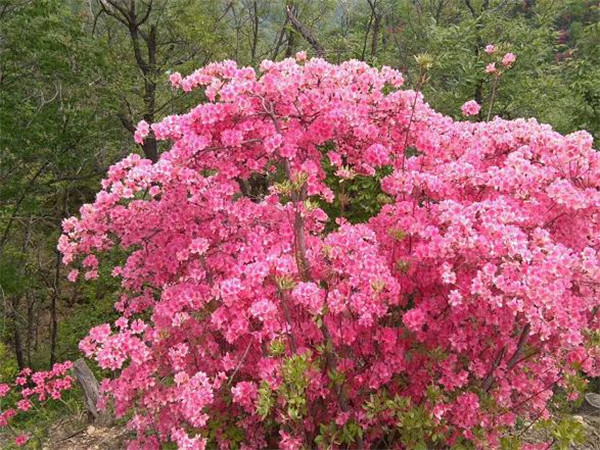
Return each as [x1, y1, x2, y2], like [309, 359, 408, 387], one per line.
[42, 416, 600, 450]
[44, 420, 130, 450]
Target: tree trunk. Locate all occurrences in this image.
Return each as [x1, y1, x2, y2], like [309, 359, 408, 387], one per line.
[26, 294, 34, 367]
[12, 295, 25, 370]
[73, 359, 113, 426]
[371, 13, 381, 61]
[50, 191, 67, 367]
[251, 1, 259, 65]
[12, 216, 32, 370]
[285, 4, 325, 58]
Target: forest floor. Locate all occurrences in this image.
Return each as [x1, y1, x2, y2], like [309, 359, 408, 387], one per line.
[43, 419, 130, 450]
[40, 413, 600, 450]
[520, 413, 600, 449]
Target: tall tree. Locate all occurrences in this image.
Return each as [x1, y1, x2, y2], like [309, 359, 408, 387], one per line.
[93, 0, 234, 161]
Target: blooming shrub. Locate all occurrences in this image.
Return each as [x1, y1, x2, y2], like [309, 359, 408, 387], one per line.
[56, 56, 600, 449]
[0, 363, 74, 447]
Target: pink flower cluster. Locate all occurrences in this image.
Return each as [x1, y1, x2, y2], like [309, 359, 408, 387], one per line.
[58, 57, 600, 449]
[0, 362, 74, 446]
[461, 100, 481, 117]
[484, 44, 517, 74]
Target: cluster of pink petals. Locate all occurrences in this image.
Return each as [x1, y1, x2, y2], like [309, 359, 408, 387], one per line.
[502, 52, 517, 67]
[461, 100, 481, 116]
[0, 362, 74, 446]
[484, 44, 517, 73]
[58, 57, 600, 449]
[133, 120, 150, 145]
[485, 62, 497, 74]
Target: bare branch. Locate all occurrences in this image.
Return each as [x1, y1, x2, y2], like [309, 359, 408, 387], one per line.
[285, 4, 325, 58]
[463, 0, 478, 18]
[137, 0, 153, 26]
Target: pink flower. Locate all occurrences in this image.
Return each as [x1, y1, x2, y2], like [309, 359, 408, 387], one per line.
[67, 269, 79, 282]
[89, 324, 111, 343]
[295, 51, 307, 62]
[502, 52, 517, 67]
[485, 62, 497, 74]
[115, 317, 128, 329]
[249, 298, 277, 322]
[0, 383, 10, 398]
[17, 399, 32, 411]
[264, 133, 283, 154]
[84, 269, 98, 280]
[134, 120, 150, 145]
[335, 411, 350, 426]
[189, 238, 209, 255]
[82, 254, 97, 268]
[364, 143, 391, 167]
[279, 431, 303, 450]
[130, 319, 147, 334]
[231, 381, 258, 413]
[403, 308, 426, 332]
[461, 100, 481, 117]
[292, 282, 324, 315]
[15, 434, 29, 447]
[169, 72, 182, 88]
[485, 44, 496, 54]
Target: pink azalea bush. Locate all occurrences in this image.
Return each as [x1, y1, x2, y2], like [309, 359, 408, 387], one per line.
[0, 363, 74, 447]
[55, 56, 600, 449]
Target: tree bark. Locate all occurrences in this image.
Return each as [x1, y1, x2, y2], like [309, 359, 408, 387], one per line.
[97, 0, 159, 162]
[73, 358, 113, 426]
[367, 0, 382, 61]
[285, 4, 325, 58]
[49, 191, 67, 367]
[11, 216, 32, 370]
[26, 294, 34, 367]
[12, 295, 25, 370]
[250, 1, 259, 65]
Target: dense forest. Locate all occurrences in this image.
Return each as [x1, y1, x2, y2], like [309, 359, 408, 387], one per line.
[1, 0, 599, 447]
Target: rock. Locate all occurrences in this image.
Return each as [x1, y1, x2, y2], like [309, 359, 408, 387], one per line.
[585, 392, 600, 409]
[572, 415, 585, 424]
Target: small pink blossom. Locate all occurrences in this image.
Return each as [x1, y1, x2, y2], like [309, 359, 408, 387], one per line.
[17, 399, 32, 412]
[0, 383, 10, 398]
[461, 100, 481, 117]
[134, 120, 150, 144]
[67, 269, 79, 282]
[502, 52, 517, 67]
[279, 431, 303, 450]
[485, 44, 496, 54]
[89, 324, 111, 343]
[169, 72, 182, 88]
[15, 434, 29, 447]
[335, 411, 350, 426]
[231, 381, 258, 413]
[403, 308, 426, 332]
[189, 238, 209, 255]
[364, 143, 391, 167]
[295, 50, 307, 62]
[485, 62, 497, 74]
